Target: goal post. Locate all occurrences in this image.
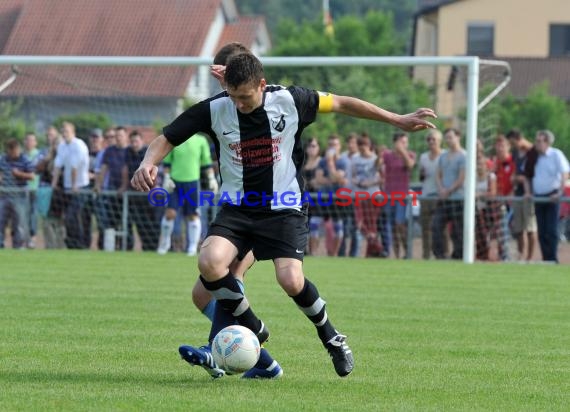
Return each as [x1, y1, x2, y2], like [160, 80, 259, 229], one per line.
[0, 54, 507, 263]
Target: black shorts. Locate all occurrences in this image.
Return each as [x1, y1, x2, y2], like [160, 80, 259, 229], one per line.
[207, 204, 308, 261]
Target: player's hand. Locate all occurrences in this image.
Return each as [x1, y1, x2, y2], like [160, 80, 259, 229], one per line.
[131, 163, 158, 192]
[394, 108, 437, 132]
[210, 64, 226, 84]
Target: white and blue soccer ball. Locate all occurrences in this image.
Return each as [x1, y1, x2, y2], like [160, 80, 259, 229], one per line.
[212, 325, 261, 374]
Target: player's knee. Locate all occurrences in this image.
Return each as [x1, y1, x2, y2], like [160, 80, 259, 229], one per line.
[275, 262, 304, 295]
[198, 252, 226, 279]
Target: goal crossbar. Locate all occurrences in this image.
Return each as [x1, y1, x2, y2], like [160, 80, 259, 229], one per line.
[0, 54, 491, 263]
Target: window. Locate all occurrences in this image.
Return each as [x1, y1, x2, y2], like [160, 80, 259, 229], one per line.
[550, 24, 570, 56]
[467, 23, 494, 56]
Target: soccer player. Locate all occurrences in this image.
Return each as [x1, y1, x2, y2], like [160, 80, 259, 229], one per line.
[156, 133, 217, 256]
[179, 43, 284, 379]
[131, 53, 436, 377]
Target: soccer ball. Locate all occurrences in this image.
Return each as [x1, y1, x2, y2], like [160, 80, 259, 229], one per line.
[212, 325, 261, 374]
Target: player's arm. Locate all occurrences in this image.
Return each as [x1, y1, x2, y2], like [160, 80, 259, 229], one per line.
[320, 93, 436, 132]
[131, 135, 174, 192]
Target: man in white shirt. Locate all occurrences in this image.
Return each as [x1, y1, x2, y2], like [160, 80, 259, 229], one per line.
[530, 130, 570, 262]
[52, 121, 91, 249]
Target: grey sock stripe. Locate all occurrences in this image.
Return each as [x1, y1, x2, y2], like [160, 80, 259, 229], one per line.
[297, 297, 326, 316]
[210, 287, 243, 300]
[233, 296, 250, 317]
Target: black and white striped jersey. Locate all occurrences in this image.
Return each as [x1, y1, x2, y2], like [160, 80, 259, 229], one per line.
[163, 85, 322, 210]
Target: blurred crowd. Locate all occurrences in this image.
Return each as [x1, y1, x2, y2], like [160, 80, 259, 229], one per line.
[1, 122, 569, 262]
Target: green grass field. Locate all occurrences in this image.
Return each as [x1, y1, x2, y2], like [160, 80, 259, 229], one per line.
[1, 250, 569, 411]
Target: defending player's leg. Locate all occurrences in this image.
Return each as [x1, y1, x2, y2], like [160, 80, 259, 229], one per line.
[178, 344, 225, 379]
[157, 208, 176, 254]
[275, 258, 353, 377]
[242, 348, 283, 379]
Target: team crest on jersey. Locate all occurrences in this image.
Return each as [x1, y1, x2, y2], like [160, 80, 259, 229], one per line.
[272, 115, 286, 132]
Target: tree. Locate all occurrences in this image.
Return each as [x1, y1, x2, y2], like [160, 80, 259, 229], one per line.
[53, 112, 113, 142]
[494, 83, 570, 155]
[0, 100, 28, 148]
[265, 11, 432, 150]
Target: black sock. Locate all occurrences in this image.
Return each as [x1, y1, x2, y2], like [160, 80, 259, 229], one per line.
[208, 301, 236, 343]
[200, 273, 262, 336]
[291, 278, 337, 344]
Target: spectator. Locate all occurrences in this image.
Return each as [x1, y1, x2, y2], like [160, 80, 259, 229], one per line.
[95, 126, 130, 249]
[121, 130, 160, 251]
[375, 144, 390, 256]
[418, 129, 447, 259]
[301, 137, 323, 255]
[23, 133, 41, 248]
[507, 129, 537, 261]
[383, 132, 416, 258]
[51, 121, 91, 249]
[314, 134, 348, 256]
[530, 130, 570, 263]
[491, 135, 514, 261]
[0, 139, 35, 248]
[88, 128, 105, 249]
[432, 128, 465, 260]
[338, 132, 361, 257]
[474, 141, 496, 260]
[93, 128, 116, 248]
[351, 134, 381, 257]
[36, 126, 65, 248]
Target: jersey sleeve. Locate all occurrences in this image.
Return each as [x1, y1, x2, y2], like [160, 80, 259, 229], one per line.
[287, 86, 320, 127]
[163, 99, 213, 147]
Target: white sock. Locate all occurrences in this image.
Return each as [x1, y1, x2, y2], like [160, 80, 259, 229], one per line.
[160, 216, 174, 239]
[187, 218, 201, 254]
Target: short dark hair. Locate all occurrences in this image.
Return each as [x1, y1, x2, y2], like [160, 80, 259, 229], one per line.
[5, 138, 20, 151]
[443, 128, 461, 137]
[392, 131, 408, 142]
[224, 53, 264, 89]
[213, 42, 250, 66]
[357, 135, 371, 147]
[129, 130, 141, 139]
[506, 128, 522, 141]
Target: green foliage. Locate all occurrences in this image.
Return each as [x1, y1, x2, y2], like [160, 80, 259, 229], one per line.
[237, 0, 417, 44]
[266, 11, 432, 145]
[52, 112, 113, 141]
[0, 100, 28, 148]
[489, 82, 570, 154]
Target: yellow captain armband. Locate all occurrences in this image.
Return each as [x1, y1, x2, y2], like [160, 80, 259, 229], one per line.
[317, 91, 334, 113]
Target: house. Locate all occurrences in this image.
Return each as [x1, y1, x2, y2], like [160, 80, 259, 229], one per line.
[412, 0, 570, 120]
[0, 0, 271, 136]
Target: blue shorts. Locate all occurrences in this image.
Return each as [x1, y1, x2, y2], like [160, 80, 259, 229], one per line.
[169, 181, 200, 217]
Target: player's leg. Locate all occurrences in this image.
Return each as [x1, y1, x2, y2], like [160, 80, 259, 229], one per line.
[157, 207, 176, 254]
[179, 181, 201, 256]
[252, 209, 353, 377]
[191, 251, 254, 321]
[198, 230, 268, 343]
[275, 257, 353, 377]
[183, 249, 282, 379]
[179, 234, 239, 378]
